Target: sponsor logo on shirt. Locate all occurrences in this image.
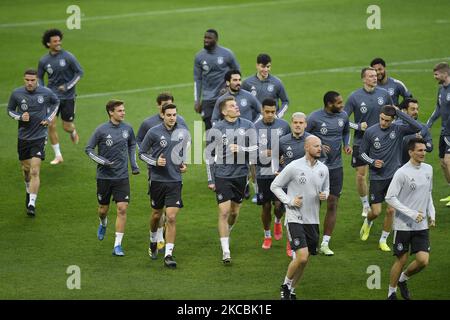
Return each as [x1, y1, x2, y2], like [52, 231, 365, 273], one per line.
[277, 128, 284, 136]
[373, 137, 381, 149]
[447, 93, 450, 101]
[338, 119, 344, 127]
[320, 123, 328, 135]
[360, 106, 368, 114]
[20, 99, 28, 111]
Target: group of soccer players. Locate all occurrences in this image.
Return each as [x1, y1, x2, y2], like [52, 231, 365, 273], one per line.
[7, 27, 450, 299]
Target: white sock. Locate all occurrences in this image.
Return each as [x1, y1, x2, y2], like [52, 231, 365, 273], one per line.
[388, 286, 397, 297]
[283, 276, 293, 289]
[52, 144, 62, 157]
[220, 237, 230, 254]
[290, 287, 296, 294]
[399, 272, 409, 283]
[156, 227, 164, 242]
[150, 231, 158, 243]
[25, 182, 30, 194]
[292, 251, 296, 260]
[379, 231, 390, 243]
[360, 196, 369, 207]
[165, 243, 174, 257]
[114, 232, 124, 247]
[322, 235, 331, 246]
[29, 193, 37, 207]
[264, 230, 271, 238]
[99, 216, 107, 227]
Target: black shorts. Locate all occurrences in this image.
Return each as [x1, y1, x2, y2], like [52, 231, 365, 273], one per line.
[201, 100, 216, 121]
[329, 167, 344, 197]
[351, 145, 367, 168]
[393, 229, 430, 257]
[149, 181, 183, 209]
[18, 138, 46, 161]
[438, 135, 450, 159]
[215, 176, 247, 204]
[287, 223, 319, 255]
[97, 178, 130, 205]
[256, 178, 279, 205]
[57, 99, 76, 122]
[369, 178, 392, 205]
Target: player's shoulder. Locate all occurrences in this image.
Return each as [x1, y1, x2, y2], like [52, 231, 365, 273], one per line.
[279, 132, 291, 143]
[36, 85, 55, 96]
[238, 88, 255, 99]
[239, 117, 255, 128]
[217, 45, 235, 56]
[268, 74, 284, 85]
[38, 52, 51, 63]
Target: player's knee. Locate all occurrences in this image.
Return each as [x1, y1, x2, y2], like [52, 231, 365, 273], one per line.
[165, 214, 176, 225]
[117, 204, 128, 216]
[29, 166, 40, 178]
[417, 255, 429, 268]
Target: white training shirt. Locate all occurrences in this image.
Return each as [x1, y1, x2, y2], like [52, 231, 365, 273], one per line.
[270, 156, 329, 225]
[385, 161, 435, 231]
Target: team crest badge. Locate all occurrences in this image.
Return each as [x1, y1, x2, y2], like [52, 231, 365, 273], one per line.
[294, 239, 300, 246]
[389, 131, 396, 139]
[338, 119, 344, 127]
[388, 88, 395, 96]
[217, 194, 223, 201]
[447, 93, 450, 101]
[397, 243, 403, 251]
[238, 128, 245, 135]
[122, 130, 129, 139]
[37, 95, 44, 104]
[46, 64, 53, 75]
[277, 128, 284, 136]
[217, 56, 224, 65]
[59, 59, 66, 67]
[240, 99, 247, 107]
[377, 97, 384, 105]
[360, 106, 367, 113]
[267, 84, 274, 92]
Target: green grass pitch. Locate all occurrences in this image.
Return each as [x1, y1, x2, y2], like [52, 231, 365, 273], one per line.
[0, 0, 449, 299]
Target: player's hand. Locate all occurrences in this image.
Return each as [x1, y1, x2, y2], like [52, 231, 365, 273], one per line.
[415, 132, 423, 139]
[21, 112, 30, 122]
[132, 168, 140, 175]
[274, 171, 280, 176]
[428, 217, 436, 227]
[360, 122, 368, 131]
[322, 145, 331, 154]
[157, 154, 166, 167]
[374, 159, 384, 168]
[104, 160, 115, 167]
[415, 212, 424, 223]
[194, 102, 202, 113]
[40, 120, 49, 127]
[280, 155, 285, 165]
[208, 183, 216, 191]
[319, 192, 327, 201]
[180, 163, 187, 173]
[291, 195, 303, 208]
[58, 84, 66, 92]
[344, 145, 352, 155]
[229, 144, 239, 153]
[265, 149, 272, 157]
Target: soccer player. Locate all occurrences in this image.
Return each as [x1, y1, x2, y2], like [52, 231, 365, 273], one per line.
[271, 135, 329, 300]
[278, 112, 310, 171]
[85, 100, 140, 256]
[206, 96, 257, 264]
[194, 29, 240, 130]
[7, 69, 59, 217]
[38, 28, 83, 165]
[278, 112, 310, 257]
[426, 62, 450, 204]
[344, 67, 393, 217]
[385, 138, 435, 300]
[139, 103, 190, 268]
[359, 105, 422, 251]
[242, 53, 289, 118]
[370, 58, 412, 106]
[397, 98, 433, 165]
[211, 69, 261, 126]
[136, 92, 188, 251]
[254, 98, 290, 249]
[306, 91, 351, 256]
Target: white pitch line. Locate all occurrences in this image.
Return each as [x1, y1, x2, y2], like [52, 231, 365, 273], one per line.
[1, 56, 449, 107]
[0, 0, 303, 28]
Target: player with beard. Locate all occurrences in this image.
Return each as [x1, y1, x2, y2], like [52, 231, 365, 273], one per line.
[271, 135, 329, 300]
[194, 29, 240, 130]
[211, 69, 261, 126]
[370, 58, 412, 106]
[306, 91, 351, 256]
